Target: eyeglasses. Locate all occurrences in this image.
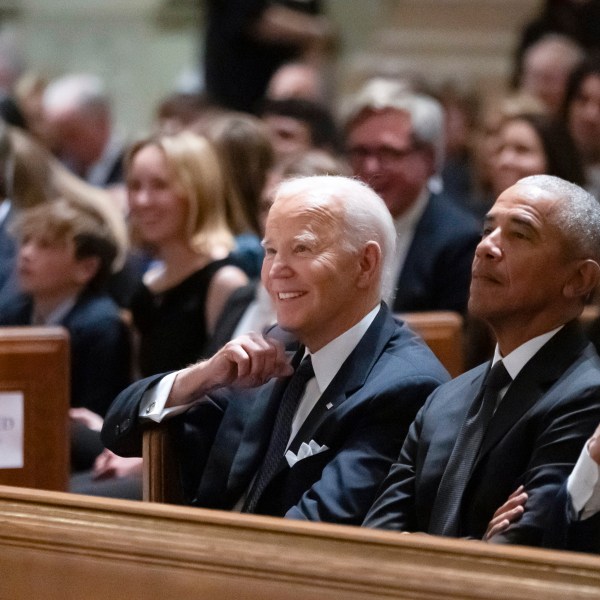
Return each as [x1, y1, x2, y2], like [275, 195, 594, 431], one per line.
[347, 144, 421, 169]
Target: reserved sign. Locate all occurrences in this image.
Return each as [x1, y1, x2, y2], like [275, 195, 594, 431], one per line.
[0, 392, 23, 468]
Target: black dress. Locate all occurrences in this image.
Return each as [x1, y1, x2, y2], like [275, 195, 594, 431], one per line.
[131, 258, 234, 377]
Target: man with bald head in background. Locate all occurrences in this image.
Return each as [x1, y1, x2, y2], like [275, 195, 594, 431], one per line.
[102, 175, 448, 522]
[364, 175, 600, 546]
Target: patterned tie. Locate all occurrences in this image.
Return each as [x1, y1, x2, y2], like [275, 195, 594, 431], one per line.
[242, 355, 315, 513]
[428, 360, 512, 536]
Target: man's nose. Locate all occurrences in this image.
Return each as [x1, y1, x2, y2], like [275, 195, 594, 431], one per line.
[267, 253, 293, 278]
[475, 229, 502, 260]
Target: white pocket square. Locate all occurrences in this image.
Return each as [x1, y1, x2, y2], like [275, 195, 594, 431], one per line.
[285, 440, 329, 467]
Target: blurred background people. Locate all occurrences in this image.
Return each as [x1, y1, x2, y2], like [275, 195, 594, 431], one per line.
[516, 34, 585, 117]
[562, 54, 600, 200]
[490, 112, 586, 200]
[201, 112, 274, 279]
[42, 73, 126, 190]
[203, 0, 336, 114]
[259, 97, 343, 163]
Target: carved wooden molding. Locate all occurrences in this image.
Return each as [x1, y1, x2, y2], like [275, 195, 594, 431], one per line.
[1, 486, 599, 599]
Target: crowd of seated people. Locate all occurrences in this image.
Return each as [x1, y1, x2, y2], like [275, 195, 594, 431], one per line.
[4, 4, 600, 560]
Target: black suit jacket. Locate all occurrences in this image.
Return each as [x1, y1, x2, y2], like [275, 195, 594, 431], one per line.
[540, 473, 600, 553]
[363, 321, 600, 546]
[102, 304, 450, 523]
[393, 193, 480, 314]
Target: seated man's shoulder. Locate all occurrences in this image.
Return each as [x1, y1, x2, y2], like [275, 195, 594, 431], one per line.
[66, 292, 128, 339]
[378, 322, 451, 386]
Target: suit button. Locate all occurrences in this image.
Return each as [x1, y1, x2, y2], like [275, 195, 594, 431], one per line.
[114, 424, 120, 435]
[121, 418, 131, 432]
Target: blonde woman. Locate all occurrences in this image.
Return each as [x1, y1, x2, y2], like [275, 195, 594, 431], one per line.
[126, 131, 248, 376]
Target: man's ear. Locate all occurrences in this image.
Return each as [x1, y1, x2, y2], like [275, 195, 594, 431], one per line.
[563, 259, 600, 301]
[74, 255, 101, 286]
[356, 241, 381, 289]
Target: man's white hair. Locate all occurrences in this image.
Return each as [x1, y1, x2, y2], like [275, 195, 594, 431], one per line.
[273, 175, 397, 300]
[43, 73, 110, 115]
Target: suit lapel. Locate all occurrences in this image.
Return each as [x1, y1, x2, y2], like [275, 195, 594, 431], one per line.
[285, 304, 396, 458]
[477, 321, 588, 462]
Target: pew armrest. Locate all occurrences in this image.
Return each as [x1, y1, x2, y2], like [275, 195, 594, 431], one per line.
[142, 425, 184, 504]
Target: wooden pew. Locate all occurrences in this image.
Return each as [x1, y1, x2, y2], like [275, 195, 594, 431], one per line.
[398, 310, 464, 377]
[0, 485, 599, 600]
[0, 327, 70, 491]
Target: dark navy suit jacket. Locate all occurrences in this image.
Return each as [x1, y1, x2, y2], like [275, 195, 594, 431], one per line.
[102, 304, 449, 524]
[0, 290, 131, 416]
[540, 472, 600, 553]
[364, 321, 600, 547]
[392, 193, 481, 314]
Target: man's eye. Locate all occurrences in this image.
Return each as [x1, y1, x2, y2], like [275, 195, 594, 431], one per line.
[481, 227, 492, 238]
[294, 244, 308, 253]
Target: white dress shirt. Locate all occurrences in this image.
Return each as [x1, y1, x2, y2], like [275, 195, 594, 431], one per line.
[384, 189, 429, 307]
[490, 326, 563, 405]
[567, 441, 600, 520]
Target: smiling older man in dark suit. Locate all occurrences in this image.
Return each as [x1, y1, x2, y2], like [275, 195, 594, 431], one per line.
[102, 175, 448, 523]
[363, 175, 600, 546]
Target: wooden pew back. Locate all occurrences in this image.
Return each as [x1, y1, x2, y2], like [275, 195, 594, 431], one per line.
[1, 485, 599, 600]
[0, 327, 69, 491]
[398, 310, 464, 377]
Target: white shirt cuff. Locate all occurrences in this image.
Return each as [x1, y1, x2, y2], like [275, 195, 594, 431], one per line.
[567, 442, 600, 520]
[139, 372, 199, 423]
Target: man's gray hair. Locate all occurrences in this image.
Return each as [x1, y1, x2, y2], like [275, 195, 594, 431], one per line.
[274, 175, 397, 299]
[518, 174, 600, 262]
[341, 77, 445, 174]
[43, 73, 110, 116]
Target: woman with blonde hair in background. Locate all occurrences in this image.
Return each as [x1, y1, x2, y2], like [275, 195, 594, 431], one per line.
[126, 130, 248, 377]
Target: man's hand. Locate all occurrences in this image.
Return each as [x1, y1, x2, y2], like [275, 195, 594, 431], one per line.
[69, 407, 104, 432]
[167, 333, 294, 408]
[587, 422, 600, 464]
[483, 485, 528, 541]
[92, 449, 143, 481]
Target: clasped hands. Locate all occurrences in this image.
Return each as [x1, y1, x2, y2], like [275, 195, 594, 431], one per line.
[168, 332, 294, 408]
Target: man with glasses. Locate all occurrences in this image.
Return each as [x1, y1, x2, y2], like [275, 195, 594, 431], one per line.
[343, 79, 480, 314]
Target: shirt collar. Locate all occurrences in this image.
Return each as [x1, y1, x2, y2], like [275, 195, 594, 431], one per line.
[492, 325, 564, 380]
[307, 304, 380, 394]
[0, 199, 11, 225]
[33, 296, 77, 325]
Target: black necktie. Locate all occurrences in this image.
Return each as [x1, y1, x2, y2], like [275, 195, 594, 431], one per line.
[428, 360, 512, 536]
[242, 355, 315, 513]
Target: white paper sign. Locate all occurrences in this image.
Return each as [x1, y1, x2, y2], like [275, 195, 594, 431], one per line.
[0, 392, 24, 468]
